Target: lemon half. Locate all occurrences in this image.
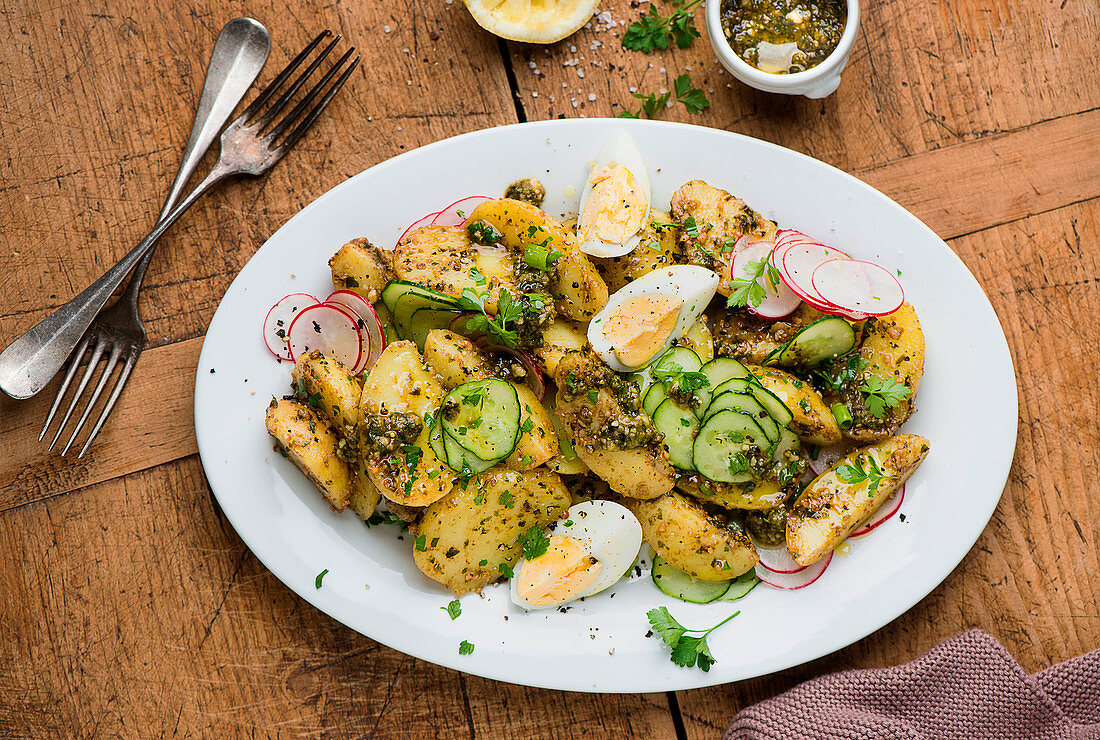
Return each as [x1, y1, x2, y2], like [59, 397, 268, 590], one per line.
[464, 0, 599, 44]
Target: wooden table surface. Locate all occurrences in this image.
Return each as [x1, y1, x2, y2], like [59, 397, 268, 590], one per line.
[2, 0, 1098, 736]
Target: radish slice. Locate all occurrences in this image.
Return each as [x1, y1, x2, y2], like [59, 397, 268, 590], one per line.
[263, 293, 320, 360]
[811, 259, 905, 316]
[286, 303, 362, 370]
[848, 484, 906, 538]
[397, 211, 441, 245]
[780, 243, 850, 306]
[755, 545, 807, 574]
[323, 291, 387, 374]
[729, 244, 801, 319]
[432, 196, 492, 227]
[756, 551, 832, 589]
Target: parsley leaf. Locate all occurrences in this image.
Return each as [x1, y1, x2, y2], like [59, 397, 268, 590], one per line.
[860, 375, 912, 419]
[498, 561, 514, 578]
[652, 361, 710, 397]
[442, 599, 462, 620]
[415, 534, 427, 552]
[622, 0, 703, 52]
[646, 606, 740, 672]
[814, 355, 868, 394]
[518, 525, 551, 560]
[315, 568, 329, 589]
[619, 90, 671, 119]
[458, 640, 475, 655]
[673, 73, 710, 114]
[726, 257, 784, 309]
[836, 454, 898, 498]
[456, 286, 523, 349]
[365, 510, 408, 530]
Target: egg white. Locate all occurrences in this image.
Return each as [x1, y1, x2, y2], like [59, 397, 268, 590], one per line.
[575, 129, 651, 258]
[509, 500, 642, 610]
[587, 265, 720, 373]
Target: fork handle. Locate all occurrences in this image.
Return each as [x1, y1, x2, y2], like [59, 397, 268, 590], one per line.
[0, 162, 234, 399]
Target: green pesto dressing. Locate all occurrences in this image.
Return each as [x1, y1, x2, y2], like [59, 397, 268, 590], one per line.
[720, 0, 846, 74]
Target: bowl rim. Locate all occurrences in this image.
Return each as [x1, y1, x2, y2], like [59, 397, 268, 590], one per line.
[705, 0, 860, 87]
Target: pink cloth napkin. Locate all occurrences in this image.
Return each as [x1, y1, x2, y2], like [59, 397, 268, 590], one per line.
[726, 630, 1100, 740]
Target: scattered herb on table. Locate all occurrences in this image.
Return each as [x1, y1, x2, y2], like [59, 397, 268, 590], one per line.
[617, 74, 709, 119]
[646, 606, 741, 671]
[623, 0, 704, 52]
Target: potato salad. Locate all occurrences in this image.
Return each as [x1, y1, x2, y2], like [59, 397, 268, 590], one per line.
[261, 130, 930, 665]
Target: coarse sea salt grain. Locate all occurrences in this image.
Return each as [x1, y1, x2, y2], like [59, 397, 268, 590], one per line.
[384, 25, 391, 33]
[588, 93, 596, 101]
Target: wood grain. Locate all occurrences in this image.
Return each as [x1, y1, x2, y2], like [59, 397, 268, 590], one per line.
[0, 0, 516, 352]
[678, 198, 1100, 737]
[505, 0, 1100, 171]
[2, 0, 1100, 735]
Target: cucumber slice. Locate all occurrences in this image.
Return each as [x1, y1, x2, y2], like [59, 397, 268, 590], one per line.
[652, 555, 730, 603]
[407, 307, 464, 351]
[441, 379, 520, 463]
[430, 416, 494, 474]
[652, 346, 702, 375]
[704, 392, 779, 443]
[767, 317, 857, 368]
[717, 571, 760, 601]
[711, 377, 754, 397]
[380, 280, 461, 347]
[652, 398, 700, 470]
[642, 383, 668, 418]
[693, 410, 767, 483]
[746, 383, 795, 428]
[697, 358, 752, 410]
[771, 425, 800, 464]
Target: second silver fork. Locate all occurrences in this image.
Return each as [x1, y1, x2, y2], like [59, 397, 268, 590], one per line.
[35, 28, 360, 456]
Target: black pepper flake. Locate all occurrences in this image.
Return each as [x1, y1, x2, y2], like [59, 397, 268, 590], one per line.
[899, 513, 907, 523]
[209, 368, 215, 374]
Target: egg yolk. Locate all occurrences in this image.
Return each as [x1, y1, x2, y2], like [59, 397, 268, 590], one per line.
[515, 536, 603, 608]
[602, 294, 683, 369]
[578, 163, 647, 246]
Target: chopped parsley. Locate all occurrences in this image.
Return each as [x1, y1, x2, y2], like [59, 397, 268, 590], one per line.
[587, 389, 599, 404]
[814, 355, 868, 393]
[315, 569, 329, 589]
[365, 511, 408, 530]
[498, 490, 515, 509]
[468, 266, 487, 285]
[498, 561, 514, 578]
[414, 534, 427, 552]
[457, 286, 523, 348]
[442, 599, 462, 620]
[518, 525, 551, 560]
[458, 640, 475, 655]
[622, 0, 703, 52]
[836, 454, 897, 498]
[524, 243, 562, 271]
[293, 377, 322, 409]
[652, 362, 710, 396]
[860, 375, 912, 419]
[466, 220, 501, 245]
[727, 258, 784, 309]
[646, 606, 740, 672]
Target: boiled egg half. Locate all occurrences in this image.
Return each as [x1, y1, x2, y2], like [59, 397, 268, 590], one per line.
[575, 129, 651, 258]
[587, 265, 719, 372]
[510, 500, 642, 610]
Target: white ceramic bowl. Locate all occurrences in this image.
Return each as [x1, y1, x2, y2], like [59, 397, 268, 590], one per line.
[706, 0, 860, 99]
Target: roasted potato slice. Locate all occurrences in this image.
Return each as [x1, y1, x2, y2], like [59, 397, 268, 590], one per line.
[625, 491, 759, 580]
[265, 398, 351, 510]
[553, 353, 676, 499]
[533, 318, 587, 377]
[392, 225, 508, 311]
[676, 474, 787, 511]
[329, 237, 394, 303]
[787, 434, 930, 565]
[348, 470, 382, 521]
[358, 341, 456, 507]
[670, 180, 777, 294]
[834, 303, 925, 442]
[413, 467, 571, 594]
[291, 350, 361, 432]
[466, 198, 608, 320]
[422, 329, 557, 470]
[748, 364, 842, 446]
[675, 315, 715, 364]
[591, 209, 682, 292]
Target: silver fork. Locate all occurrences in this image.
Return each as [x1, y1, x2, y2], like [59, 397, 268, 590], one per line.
[34, 30, 360, 456]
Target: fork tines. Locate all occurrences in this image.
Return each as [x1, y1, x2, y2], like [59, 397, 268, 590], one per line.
[237, 29, 360, 152]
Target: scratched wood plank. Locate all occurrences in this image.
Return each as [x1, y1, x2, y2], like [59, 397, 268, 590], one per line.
[3, 112, 1096, 516]
[502, 0, 1099, 172]
[677, 199, 1100, 736]
[0, 457, 480, 738]
[0, 0, 516, 354]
